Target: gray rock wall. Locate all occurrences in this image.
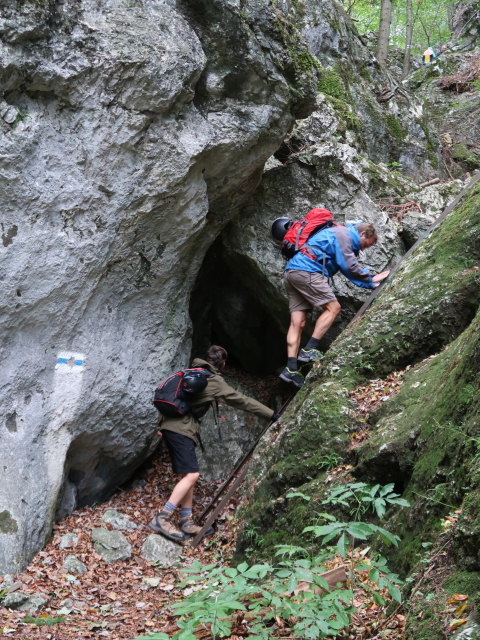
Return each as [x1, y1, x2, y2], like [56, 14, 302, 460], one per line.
[0, 0, 315, 574]
[0, 0, 456, 576]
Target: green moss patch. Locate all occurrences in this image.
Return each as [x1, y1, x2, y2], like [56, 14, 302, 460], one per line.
[317, 68, 346, 100]
[452, 143, 480, 168]
[326, 96, 360, 131]
[0, 510, 18, 534]
[385, 114, 406, 142]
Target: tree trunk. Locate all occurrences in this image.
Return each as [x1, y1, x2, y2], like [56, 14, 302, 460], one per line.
[402, 0, 413, 77]
[376, 0, 394, 67]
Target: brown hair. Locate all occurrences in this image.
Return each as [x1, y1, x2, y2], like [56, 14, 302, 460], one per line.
[355, 223, 377, 241]
[206, 345, 228, 368]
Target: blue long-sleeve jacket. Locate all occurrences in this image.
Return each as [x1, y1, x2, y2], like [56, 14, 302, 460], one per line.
[284, 224, 375, 289]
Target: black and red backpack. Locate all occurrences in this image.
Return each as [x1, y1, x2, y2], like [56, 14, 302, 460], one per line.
[272, 208, 336, 260]
[153, 368, 213, 418]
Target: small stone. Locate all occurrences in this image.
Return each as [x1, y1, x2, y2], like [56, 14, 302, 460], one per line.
[141, 534, 182, 567]
[2, 106, 18, 125]
[91, 528, 132, 563]
[2, 592, 29, 609]
[59, 533, 79, 549]
[62, 555, 87, 575]
[3, 591, 48, 612]
[101, 509, 137, 531]
[0, 102, 19, 124]
[142, 577, 161, 588]
[18, 593, 49, 612]
[6, 581, 23, 593]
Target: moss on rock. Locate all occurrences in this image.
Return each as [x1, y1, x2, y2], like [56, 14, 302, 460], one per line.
[443, 570, 480, 602]
[385, 114, 407, 142]
[452, 143, 480, 168]
[239, 178, 480, 576]
[354, 304, 480, 573]
[326, 96, 360, 131]
[317, 68, 346, 100]
[0, 510, 18, 534]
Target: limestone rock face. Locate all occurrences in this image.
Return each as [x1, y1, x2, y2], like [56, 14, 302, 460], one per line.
[0, 0, 316, 574]
[297, 1, 438, 177]
[404, 49, 480, 179]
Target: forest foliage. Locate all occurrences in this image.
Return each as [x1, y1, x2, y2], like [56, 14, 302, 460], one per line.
[345, 0, 454, 56]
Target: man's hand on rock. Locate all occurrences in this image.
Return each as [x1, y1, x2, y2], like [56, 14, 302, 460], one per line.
[372, 270, 390, 287]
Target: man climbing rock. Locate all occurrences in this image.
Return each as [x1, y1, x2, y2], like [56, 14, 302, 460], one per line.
[149, 345, 278, 542]
[280, 222, 390, 388]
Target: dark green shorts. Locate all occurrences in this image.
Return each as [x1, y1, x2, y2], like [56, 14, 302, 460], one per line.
[161, 429, 199, 474]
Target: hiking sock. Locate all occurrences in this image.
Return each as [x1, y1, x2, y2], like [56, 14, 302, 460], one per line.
[161, 501, 178, 515]
[304, 337, 321, 351]
[287, 357, 298, 371]
[180, 507, 193, 524]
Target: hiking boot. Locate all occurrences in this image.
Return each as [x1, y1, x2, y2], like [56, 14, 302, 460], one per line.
[298, 348, 323, 364]
[279, 368, 305, 388]
[148, 511, 185, 542]
[181, 517, 215, 538]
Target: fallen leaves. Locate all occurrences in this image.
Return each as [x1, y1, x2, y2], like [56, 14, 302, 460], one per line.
[348, 371, 406, 447]
[0, 449, 239, 639]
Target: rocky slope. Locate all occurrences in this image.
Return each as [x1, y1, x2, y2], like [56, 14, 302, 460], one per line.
[238, 174, 480, 638]
[1, 0, 473, 583]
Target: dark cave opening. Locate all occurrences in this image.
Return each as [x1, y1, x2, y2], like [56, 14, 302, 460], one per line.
[189, 238, 287, 376]
[189, 237, 367, 377]
[273, 135, 310, 164]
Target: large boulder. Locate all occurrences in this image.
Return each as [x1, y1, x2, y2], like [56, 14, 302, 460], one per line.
[0, 0, 317, 574]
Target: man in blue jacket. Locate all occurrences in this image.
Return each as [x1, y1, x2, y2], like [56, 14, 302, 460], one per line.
[280, 222, 390, 387]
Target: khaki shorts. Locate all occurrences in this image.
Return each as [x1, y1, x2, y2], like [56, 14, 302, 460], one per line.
[284, 269, 337, 312]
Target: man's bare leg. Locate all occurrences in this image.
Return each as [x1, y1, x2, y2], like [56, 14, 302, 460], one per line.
[286, 310, 307, 358]
[311, 300, 341, 340]
[169, 472, 199, 508]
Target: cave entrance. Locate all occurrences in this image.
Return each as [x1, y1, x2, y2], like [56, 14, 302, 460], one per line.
[189, 238, 286, 375]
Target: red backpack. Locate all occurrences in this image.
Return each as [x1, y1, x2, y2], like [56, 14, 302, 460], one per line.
[281, 208, 335, 260]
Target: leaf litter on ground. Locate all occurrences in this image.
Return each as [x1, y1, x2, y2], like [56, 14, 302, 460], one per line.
[1, 370, 412, 639]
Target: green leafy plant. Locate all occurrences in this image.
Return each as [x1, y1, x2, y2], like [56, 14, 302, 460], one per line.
[304, 517, 400, 557]
[356, 554, 403, 606]
[133, 483, 409, 640]
[286, 489, 311, 501]
[386, 161, 402, 168]
[323, 481, 410, 519]
[167, 559, 354, 640]
[23, 615, 66, 626]
[318, 451, 343, 470]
